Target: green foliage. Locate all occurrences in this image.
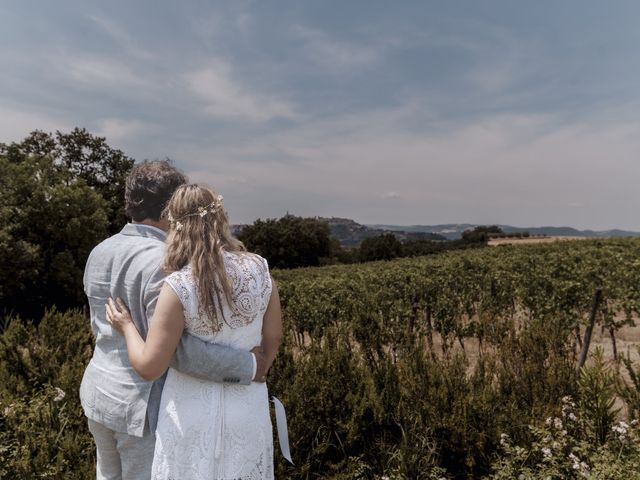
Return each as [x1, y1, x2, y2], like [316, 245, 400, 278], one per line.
[0, 153, 108, 320]
[618, 347, 640, 419]
[358, 234, 403, 262]
[0, 309, 95, 479]
[272, 238, 640, 477]
[461, 225, 504, 244]
[488, 395, 640, 480]
[1, 129, 135, 234]
[238, 214, 333, 268]
[3, 239, 640, 478]
[578, 348, 619, 445]
[0, 128, 134, 322]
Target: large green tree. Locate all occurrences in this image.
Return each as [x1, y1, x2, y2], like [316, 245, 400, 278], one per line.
[238, 215, 333, 269]
[0, 129, 133, 321]
[358, 233, 403, 262]
[1, 128, 134, 235]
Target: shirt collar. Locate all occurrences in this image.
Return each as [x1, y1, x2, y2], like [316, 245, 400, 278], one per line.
[119, 223, 167, 242]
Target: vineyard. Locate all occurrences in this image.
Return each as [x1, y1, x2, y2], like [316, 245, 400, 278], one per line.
[3, 238, 640, 478]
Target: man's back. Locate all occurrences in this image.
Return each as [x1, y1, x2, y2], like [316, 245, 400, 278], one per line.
[81, 223, 167, 437]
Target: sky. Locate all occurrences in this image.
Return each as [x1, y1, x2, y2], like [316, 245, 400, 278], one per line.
[2, 1, 640, 230]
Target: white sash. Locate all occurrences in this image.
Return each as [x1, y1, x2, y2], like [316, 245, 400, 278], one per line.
[272, 396, 294, 464]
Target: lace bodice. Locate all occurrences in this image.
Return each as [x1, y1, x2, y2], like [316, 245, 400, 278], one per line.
[164, 251, 272, 348]
[153, 251, 275, 479]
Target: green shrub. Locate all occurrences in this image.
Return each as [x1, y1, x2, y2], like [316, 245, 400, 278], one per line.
[0, 309, 95, 479]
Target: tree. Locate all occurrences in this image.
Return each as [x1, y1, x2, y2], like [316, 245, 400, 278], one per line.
[1, 128, 134, 235]
[358, 233, 403, 262]
[0, 128, 135, 322]
[238, 215, 333, 269]
[461, 225, 504, 244]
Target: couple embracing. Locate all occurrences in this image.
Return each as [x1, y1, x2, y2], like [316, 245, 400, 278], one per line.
[80, 160, 281, 479]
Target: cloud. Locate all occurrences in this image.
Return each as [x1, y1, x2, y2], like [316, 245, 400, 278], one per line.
[181, 103, 640, 229]
[87, 14, 155, 60]
[291, 25, 381, 72]
[0, 105, 72, 143]
[96, 118, 161, 145]
[63, 56, 145, 88]
[183, 61, 296, 121]
[381, 191, 401, 199]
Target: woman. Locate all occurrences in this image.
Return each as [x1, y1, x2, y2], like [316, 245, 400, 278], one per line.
[106, 184, 282, 479]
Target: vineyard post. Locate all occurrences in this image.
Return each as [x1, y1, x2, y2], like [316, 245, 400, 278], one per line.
[577, 288, 603, 371]
[424, 289, 434, 357]
[410, 292, 420, 335]
[608, 325, 618, 362]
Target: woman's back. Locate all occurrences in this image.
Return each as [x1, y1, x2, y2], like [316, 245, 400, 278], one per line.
[165, 251, 272, 348]
[153, 250, 275, 480]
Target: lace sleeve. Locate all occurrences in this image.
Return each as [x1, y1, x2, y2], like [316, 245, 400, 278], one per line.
[164, 271, 190, 310]
[260, 256, 273, 308]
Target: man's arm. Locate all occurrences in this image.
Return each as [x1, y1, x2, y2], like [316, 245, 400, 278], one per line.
[144, 267, 264, 385]
[171, 333, 257, 385]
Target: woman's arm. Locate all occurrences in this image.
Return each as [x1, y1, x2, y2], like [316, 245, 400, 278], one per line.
[256, 277, 283, 381]
[106, 282, 185, 381]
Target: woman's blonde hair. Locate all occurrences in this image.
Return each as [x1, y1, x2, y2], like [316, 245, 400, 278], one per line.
[163, 184, 246, 329]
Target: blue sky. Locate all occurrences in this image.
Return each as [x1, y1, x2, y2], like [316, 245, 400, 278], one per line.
[2, 1, 640, 230]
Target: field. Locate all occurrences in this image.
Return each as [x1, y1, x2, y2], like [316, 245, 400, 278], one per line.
[3, 238, 640, 479]
[487, 235, 588, 246]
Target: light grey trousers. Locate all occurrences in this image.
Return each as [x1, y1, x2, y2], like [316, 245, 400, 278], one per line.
[87, 418, 156, 480]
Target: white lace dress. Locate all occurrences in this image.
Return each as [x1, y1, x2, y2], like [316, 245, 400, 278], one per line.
[151, 251, 274, 480]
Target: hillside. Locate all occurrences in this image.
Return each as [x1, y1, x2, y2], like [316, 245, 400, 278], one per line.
[369, 223, 640, 240]
[319, 217, 447, 246]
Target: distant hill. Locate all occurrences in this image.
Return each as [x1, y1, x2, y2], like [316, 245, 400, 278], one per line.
[368, 224, 640, 240]
[319, 217, 447, 246]
[234, 218, 640, 246]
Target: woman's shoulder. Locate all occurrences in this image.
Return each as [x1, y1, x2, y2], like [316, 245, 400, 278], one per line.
[165, 265, 193, 284]
[224, 250, 270, 275]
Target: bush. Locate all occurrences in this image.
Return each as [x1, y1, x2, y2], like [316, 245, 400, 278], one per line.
[0, 309, 95, 479]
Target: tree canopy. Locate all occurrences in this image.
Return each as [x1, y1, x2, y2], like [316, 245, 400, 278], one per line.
[358, 233, 403, 262]
[238, 215, 333, 269]
[0, 129, 133, 321]
[1, 128, 134, 234]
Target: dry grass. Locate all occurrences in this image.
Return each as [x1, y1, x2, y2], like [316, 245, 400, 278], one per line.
[488, 236, 589, 246]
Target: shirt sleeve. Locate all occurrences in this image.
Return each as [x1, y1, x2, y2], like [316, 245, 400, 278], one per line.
[143, 263, 166, 322]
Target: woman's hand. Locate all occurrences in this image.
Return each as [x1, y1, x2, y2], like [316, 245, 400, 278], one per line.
[106, 298, 134, 334]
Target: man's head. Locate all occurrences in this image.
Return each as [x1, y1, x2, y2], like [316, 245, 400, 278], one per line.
[125, 160, 187, 222]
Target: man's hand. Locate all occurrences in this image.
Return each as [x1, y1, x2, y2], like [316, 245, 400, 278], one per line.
[251, 346, 269, 382]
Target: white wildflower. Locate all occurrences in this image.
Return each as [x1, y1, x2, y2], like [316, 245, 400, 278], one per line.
[541, 447, 552, 460]
[53, 387, 66, 402]
[569, 453, 590, 477]
[500, 433, 509, 447]
[553, 417, 563, 430]
[612, 421, 630, 442]
[3, 404, 14, 417]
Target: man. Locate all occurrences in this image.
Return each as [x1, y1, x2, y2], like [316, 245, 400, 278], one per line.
[80, 160, 267, 479]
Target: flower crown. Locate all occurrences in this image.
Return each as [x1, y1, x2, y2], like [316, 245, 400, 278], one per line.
[167, 194, 224, 231]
